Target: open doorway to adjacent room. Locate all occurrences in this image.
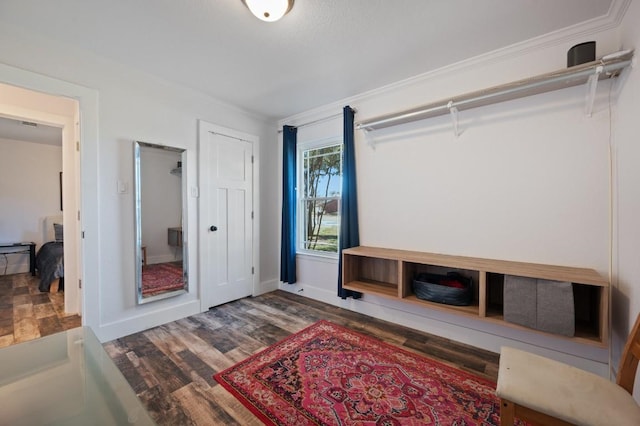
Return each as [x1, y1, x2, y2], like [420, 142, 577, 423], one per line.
[0, 82, 82, 347]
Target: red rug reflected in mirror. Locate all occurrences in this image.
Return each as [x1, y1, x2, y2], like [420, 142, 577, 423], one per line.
[141, 262, 183, 297]
[215, 320, 506, 425]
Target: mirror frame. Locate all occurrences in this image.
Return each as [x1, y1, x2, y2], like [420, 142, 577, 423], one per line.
[134, 140, 188, 304]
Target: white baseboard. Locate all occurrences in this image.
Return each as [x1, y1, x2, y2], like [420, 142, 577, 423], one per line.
[256, 278, 279, 295]
[278, 282, 609, 376]
[94, 299, 200, 343]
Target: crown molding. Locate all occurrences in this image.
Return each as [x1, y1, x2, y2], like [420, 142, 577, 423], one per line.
[279, 0, 632, 126]
[351, 0, 631, 106]
[608, 0, 633, 26]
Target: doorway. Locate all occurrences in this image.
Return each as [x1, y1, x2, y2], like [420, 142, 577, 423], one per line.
[198, 121, 259, 310]
[0, 84, 82, 322]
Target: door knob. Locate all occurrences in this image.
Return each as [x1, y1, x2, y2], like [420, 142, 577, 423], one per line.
[210, 225, 218, 232]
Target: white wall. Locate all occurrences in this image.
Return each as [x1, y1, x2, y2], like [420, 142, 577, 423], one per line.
[0, 23, 278, 341]
[1, 2, 635, 383]
[0, 137, 61, 273]
[279, 21, 631, 374]
[613, 0, 640, 398]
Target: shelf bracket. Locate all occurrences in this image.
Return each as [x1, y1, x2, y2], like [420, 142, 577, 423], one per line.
[448, 101, 459, 137]
[362, 128, 377, 150]
[584, 65, 603, 117]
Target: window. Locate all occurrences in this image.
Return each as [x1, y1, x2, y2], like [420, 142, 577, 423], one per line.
[298, 140, 342, 255]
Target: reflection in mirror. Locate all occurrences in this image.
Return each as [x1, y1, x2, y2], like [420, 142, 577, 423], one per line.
[134, 141, 188, 304]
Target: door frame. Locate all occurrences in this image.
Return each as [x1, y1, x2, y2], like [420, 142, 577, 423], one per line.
[0, 63, 100, 330]
[197, 120, 260, 312]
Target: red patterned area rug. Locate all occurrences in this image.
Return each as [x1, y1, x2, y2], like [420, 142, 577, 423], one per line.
[141, 262, 183, 296]
[215, 320, 506, 425]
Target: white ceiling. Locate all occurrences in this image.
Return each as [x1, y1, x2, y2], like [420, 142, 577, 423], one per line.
[0, 116, 62, 146]
[0, 0, 617, 120]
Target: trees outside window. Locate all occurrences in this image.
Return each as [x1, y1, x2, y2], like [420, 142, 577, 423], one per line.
[299, 142, 342, 254]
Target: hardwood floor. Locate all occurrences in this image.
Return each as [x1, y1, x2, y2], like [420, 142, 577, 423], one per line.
[104, 290, 500, 425]
[0, 272, 81, 348]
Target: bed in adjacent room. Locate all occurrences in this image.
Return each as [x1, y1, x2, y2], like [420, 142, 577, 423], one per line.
[36, 216, 64, 292]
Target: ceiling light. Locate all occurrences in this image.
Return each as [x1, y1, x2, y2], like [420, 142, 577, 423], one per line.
[242, 0, 293, 22]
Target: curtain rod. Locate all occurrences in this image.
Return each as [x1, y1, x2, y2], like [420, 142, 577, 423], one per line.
[209, 130, 251, 143]
[278, 112, 343, 133]
[356, 50, 634, 132]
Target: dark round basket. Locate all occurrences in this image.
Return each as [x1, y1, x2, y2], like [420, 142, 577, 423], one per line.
[412, 272, 473, 306]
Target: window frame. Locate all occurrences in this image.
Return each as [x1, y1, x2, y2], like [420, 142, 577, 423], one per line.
[296, 136, 343, 258]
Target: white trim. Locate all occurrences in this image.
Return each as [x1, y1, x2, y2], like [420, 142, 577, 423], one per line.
[97, 300, 200, 342]
[0, 63, 100, 337]
[257, 278, 279, 295]
[277, 282, 609, 375]
[296, 248, 339, 260]
[296, 138, 342, 258]
[277, 1, 631, 128]
[297, 136, 342, 150]
[296, 252, 338, 264]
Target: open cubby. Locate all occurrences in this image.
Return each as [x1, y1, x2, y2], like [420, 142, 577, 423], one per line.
[402, 262, 480, 316]
[485, 276, 603, 342]
[486, 272, 505, 319]
[573, 283, 602, 339]
[342, 246, 609, 347]
[342, 251, 400, 298]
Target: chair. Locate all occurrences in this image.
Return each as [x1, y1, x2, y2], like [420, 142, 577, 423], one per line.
[496, 313, 640, 425]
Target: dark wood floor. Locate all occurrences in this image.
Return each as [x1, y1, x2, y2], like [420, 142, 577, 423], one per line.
[0, 272, 81, 348]
[105, 290, 500, 425]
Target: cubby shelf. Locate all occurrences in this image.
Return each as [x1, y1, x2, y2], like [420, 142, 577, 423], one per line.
[342, 246, 609, 347]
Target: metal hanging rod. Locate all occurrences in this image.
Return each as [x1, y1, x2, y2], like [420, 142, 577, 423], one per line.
[356, 50, 634, 132]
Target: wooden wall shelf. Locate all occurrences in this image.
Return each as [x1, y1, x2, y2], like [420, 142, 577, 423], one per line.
[342, 246, 609, 347]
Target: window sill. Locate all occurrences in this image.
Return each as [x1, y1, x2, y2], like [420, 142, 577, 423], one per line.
[296, 252, 338, 264]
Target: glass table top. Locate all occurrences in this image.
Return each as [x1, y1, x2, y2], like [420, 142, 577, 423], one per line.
[0, 327, 155, 425]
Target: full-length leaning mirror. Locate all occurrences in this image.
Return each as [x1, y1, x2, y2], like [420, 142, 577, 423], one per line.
[134, 141, 188, 304]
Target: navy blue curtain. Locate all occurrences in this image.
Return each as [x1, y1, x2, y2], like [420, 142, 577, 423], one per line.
[338, 106, 362, 299]
[280, 125, 297, 284]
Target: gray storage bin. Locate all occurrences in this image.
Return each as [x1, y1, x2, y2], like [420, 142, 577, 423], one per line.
[503, 275, 537, 329]
[537, 279, 575, 337]
[503, 275, 575, 337]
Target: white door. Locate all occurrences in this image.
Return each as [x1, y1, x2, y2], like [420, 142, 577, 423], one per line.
[199, 121, 255, 309]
